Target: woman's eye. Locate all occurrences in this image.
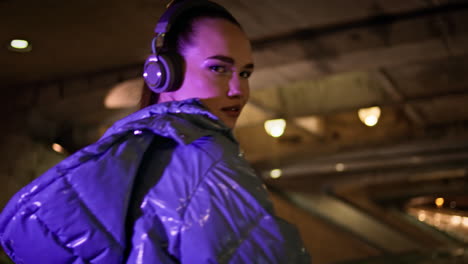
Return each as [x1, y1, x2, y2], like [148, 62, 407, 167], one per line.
[209, 65, 228, 74]
[239, 71, 252, 79]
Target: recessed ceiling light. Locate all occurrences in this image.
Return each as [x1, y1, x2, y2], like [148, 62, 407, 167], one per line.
[264, 119, 286, 138]
[335, 163, 345, 172]
[8, 39, 32, 52]
[104, 78, 144, 109]
[51, 143, 65, 154]
[269, 169, 282, 179]
[358, 106, 381, 127]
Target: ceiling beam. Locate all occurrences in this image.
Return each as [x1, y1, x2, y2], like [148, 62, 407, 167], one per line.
[372, 68, 426, 126]
[251, 1, 468, 50]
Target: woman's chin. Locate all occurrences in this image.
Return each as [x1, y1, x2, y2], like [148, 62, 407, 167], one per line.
[220, 116, 236, 129]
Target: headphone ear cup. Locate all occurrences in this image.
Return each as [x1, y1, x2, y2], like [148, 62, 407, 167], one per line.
[143, 54, 165, 93]
[143, 52, 184, 94]
[161, 52, 184, 93]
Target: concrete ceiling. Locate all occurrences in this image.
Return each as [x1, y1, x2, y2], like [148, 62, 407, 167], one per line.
[1, 0, 467, 156]
[2, 0, 468, 258]
[2, 0, 468, 171]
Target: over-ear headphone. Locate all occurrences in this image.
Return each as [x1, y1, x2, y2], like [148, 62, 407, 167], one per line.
[143, 0, 230, 94]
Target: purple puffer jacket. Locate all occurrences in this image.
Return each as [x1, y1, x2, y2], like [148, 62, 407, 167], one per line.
[0, 99, 310, 263]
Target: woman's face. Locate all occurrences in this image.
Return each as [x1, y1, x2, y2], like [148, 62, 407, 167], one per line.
[159, 18, 254, 129]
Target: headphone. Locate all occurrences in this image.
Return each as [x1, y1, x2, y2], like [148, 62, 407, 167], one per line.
[143, 0, 230, 94]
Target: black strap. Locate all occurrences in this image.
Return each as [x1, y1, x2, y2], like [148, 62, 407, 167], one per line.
[123, 136, 177, 260]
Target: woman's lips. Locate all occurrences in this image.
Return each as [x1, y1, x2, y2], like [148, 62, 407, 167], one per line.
[221, 105, 241, 118]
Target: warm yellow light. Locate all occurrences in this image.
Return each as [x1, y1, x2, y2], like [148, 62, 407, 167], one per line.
[364, 115, 378, 126]
[264, 119, 286, 138]
[52, 143, 65, 154]
[270, 169, 282, 179]
[294, 116, 323, 135]
[433, 213, 441, 226]
[104, 78, 144, 109]
[451, 215, 462, 225]
[435, 197, 444, 208]
[358, 106, 381, 127]
[418, 211, 426, 221]
[11, 39, 29, 49]
[9, 39, 32, 52]
[463, 217, 468, 227]
[335, 163, 345, 172]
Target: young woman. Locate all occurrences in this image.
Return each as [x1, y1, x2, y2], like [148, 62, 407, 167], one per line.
[0, 1, 310, 263]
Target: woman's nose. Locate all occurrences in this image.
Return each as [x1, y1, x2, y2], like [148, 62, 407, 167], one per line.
[227, 75, 248, 99]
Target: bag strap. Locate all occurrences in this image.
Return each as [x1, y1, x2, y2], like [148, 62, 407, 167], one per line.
[123, 135, 177, 260]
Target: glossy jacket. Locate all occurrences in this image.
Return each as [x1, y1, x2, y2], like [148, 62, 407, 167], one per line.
[0, 99, 310, 263]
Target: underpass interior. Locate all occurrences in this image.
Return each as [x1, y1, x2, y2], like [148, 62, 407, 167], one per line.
[1, 0, 468, 263]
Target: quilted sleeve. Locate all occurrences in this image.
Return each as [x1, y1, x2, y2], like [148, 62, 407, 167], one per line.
[0, 132, 156, 264]
[177, 159, 311, 264]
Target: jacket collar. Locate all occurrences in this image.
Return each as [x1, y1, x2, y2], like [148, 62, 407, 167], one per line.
[102, 98, 236, 144]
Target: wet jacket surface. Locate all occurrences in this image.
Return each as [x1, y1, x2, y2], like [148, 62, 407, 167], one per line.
[0, 99, 310, 263]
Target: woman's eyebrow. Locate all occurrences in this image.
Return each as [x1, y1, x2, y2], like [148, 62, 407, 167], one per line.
[206, 55, 234, 64]
[244, 63, 254, 70]
[206, 55, 254, 69]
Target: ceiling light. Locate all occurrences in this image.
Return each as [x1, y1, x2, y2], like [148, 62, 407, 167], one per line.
[450, 215, 462, 225]
[9, 39, 32, 52]
[418, 211, 426, 221]
[294, 116, 323, 135]
[52, 143, 65, 154]
[269, 169, 282, 179]
[335, 163, 345, 172]
[435, 197, 444, 208]
[104, 78, 144, 109]
[358, 106, 381, 127]
[264, 119, 286, 138]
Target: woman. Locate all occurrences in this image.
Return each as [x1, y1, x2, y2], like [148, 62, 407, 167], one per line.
[0, 1, 310, 263]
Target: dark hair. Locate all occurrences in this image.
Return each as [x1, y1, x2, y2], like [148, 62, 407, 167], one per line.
[139, 5, 242, 109]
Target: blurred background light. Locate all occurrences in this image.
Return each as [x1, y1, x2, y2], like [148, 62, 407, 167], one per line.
[270, 169, 282, 179]
[294, 116, 323, 135]
[9, 39, 31, 52]
[435, 197, 445, 208]
[418, 211, 426, 221]
[451, 216, 462, 225]
[52, 143, 65, 154]
[335, 163, 345, 172]
[264, 119, 286, 138]
[358, 106, 381, 127]
[104, 78, 144, 109]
